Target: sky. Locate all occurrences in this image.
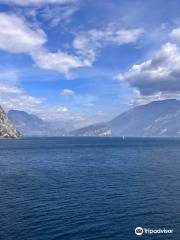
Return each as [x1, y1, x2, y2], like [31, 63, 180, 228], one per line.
[0, 0, 180, 127]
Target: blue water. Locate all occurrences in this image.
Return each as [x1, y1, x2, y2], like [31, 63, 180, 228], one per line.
[0, 137, 180, 240]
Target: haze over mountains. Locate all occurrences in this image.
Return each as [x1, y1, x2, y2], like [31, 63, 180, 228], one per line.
[7, 110, 68, 137]
[71, 99, 180, 137]
[2, 99, 180, 137]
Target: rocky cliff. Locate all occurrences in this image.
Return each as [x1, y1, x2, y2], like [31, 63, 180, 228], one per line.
[0, 106, 21, 138]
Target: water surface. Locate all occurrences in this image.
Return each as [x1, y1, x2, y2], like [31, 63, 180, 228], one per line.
[0, 137, 179, 240]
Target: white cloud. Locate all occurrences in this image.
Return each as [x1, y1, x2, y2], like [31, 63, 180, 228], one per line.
[56, 106, 69, 112]
[0, 85, 23, 94]
[31, 48, 91, 77]
[0, 13, 90, 76]
[0, 85, 45, 111]
[115, 42, 180, 96]
[0, 68, 46, 113]
[129, 89, 180, 106]
[73, 26, 143, 62]
[0, 0, 76, 6]
[0, 13, 46, 53]
[0, 13, 144, 77]
[41, 5, 78, 27]
[60, 88, 75, 96]
[0, 12, 143, 78]
[170, 28, 180, 42]
[114, 26, 180, 105]
[89, 28, 143, 44]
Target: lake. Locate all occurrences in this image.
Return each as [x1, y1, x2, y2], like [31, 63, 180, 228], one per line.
[0, 137, 179, 239]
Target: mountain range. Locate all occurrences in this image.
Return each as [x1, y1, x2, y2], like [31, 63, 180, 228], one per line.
[71, 99, 180, 137]
[7, 110, 67, 137]
[5, 99, 180, 137]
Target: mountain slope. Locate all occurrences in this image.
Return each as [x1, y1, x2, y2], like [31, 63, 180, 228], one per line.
[70, 123, 111, 136]
[0, 106, 21, 138]
[109, 99, 180, 136]
[72, 99, 180, 137]
[8, 110, 67, 136]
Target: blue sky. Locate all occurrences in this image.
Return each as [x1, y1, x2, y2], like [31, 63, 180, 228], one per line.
[0, 0, 180, 127]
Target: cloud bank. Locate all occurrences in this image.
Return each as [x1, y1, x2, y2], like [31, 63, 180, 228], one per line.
[115, 28, 180, 104]
[0, 12, 143, 78]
